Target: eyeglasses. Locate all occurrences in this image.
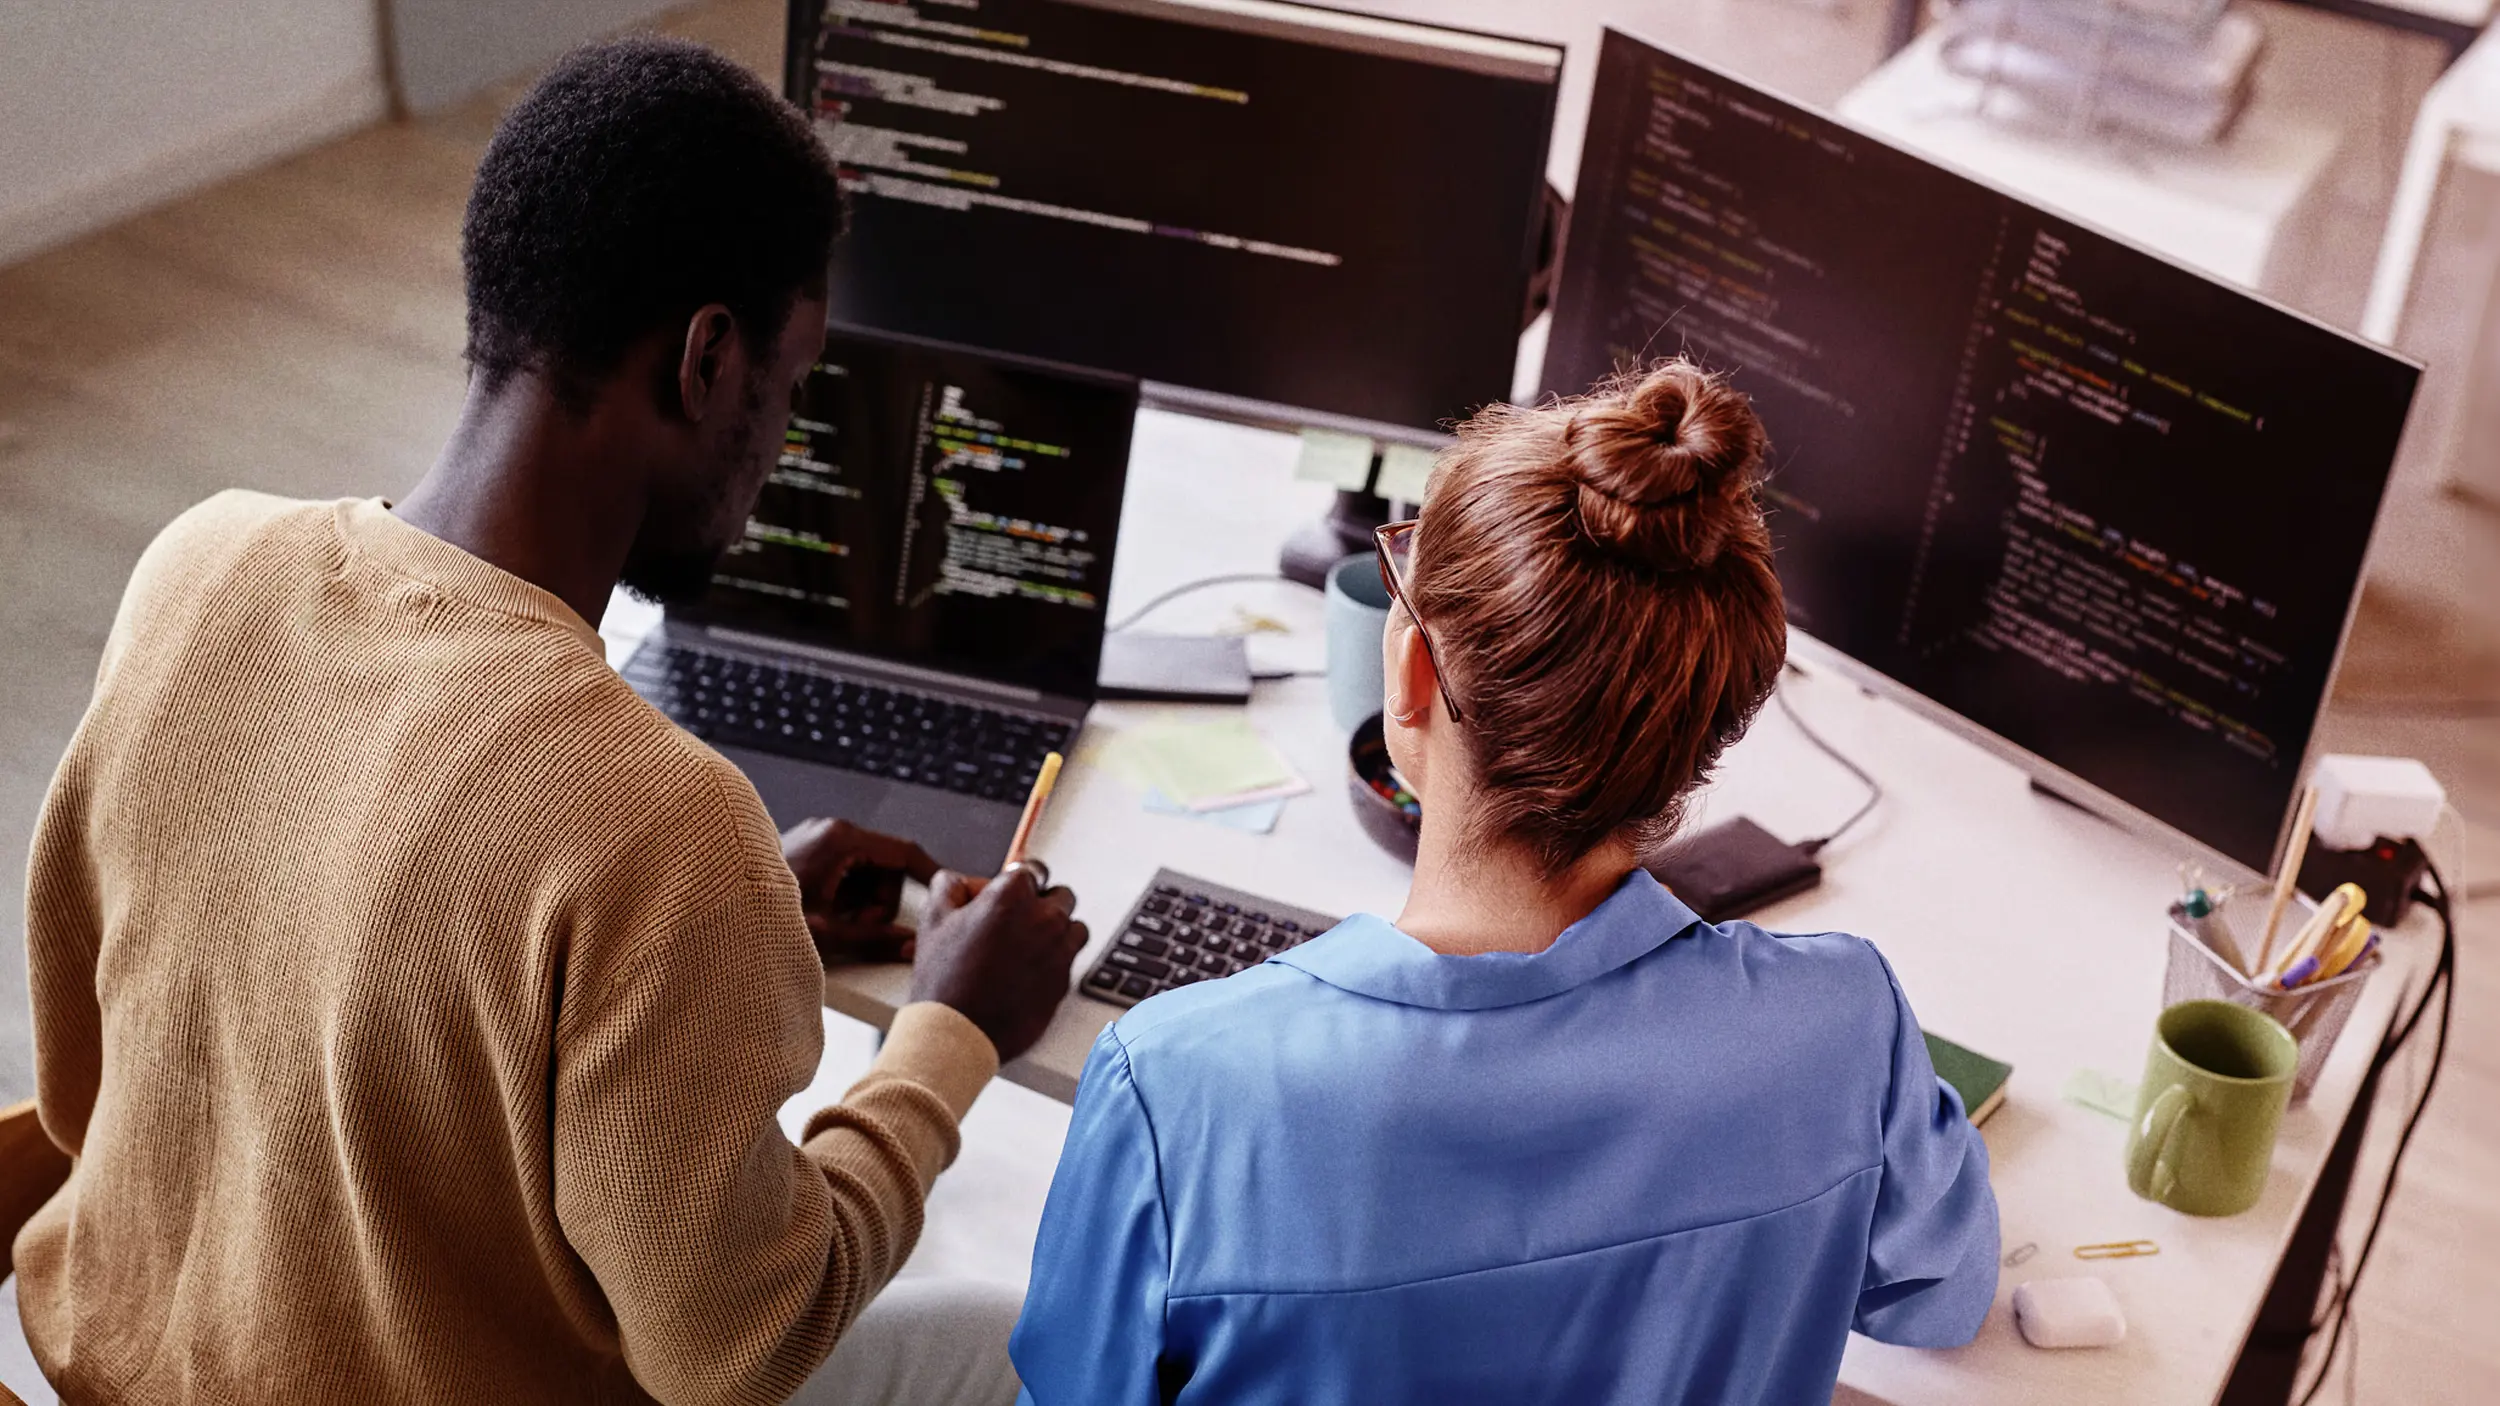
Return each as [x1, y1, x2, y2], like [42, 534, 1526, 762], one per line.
[1373, 520, 1467, 725]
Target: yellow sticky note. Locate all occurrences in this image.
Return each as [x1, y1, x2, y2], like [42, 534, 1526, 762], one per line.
[1124, 717, 1297, 807]
[1295, 428, 1375, 491]
[1374, 442, 1439, 506]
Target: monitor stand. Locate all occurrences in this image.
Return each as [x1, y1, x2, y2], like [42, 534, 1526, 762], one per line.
[1280, 480, 1393, 588]
[1275, 182, 1569, 590]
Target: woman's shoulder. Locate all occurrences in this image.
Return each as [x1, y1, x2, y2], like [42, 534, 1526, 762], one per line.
[1651, 918, 1910, 1047]
[1104, 960, 1323, 1060]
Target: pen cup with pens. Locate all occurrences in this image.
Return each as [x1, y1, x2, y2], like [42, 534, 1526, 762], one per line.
[2166, 872, 2380, 1106]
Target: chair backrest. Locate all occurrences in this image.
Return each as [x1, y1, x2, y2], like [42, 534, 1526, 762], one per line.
[0, 1099, 69, 1406]
[0, 1101, 70, 1284]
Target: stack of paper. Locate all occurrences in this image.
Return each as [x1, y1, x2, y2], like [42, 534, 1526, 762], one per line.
[1087, 716, 1310, 835]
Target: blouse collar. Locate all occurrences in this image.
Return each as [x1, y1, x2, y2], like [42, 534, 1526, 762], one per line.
[1274, 869, 1704, 1011]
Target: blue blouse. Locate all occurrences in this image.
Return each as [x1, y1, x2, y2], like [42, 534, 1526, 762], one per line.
[1011, 870, 1998, 1405]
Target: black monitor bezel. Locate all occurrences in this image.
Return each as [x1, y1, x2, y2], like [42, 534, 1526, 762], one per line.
[782, 0, 1566, 444]
[1548, 27, 2423, 885]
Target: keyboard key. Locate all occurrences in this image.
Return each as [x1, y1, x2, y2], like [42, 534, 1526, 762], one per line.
[1106, 950, 1171, 980]
[1087, 968, 1121, 991]
[1118, 933, 1170, 958]
[1133, 915, 1170, 937]
[1119, 975, 1154, 999]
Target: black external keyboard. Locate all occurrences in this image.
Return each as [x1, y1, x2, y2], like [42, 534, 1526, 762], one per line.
[623, 642, 1072, 801]
[1082, 869, 1342, 1007]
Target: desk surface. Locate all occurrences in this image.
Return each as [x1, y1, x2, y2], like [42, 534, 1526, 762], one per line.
[601, 408, 2427, 1406]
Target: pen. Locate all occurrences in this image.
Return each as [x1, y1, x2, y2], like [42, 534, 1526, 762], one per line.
[2178, 863, 2246, 975]
[1003, 751, 1064, 877]
[2298, 912, 2377, 988]
[2269, 882, 2364, 986]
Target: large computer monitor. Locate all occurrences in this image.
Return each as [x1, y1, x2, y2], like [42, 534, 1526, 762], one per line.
[787, 0, 1563, 443]
[1542, 30, 2418, 878]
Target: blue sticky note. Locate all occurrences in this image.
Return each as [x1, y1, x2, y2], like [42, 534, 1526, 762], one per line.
[1143, 787, 1285, 834]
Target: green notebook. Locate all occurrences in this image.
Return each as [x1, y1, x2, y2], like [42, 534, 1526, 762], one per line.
[1924, 1032, 2012, 1127]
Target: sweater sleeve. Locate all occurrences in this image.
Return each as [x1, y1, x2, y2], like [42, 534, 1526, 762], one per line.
[1853, 943, 2001, 1347]
[23, 745, 105, 1161]
[550, 775, 997, 1406]
[20, 494, 246, 1160]
[1009, 1029, 1175, 1405]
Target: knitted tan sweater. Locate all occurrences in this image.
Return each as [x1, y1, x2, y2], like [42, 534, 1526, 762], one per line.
[19, 492, 1001, 1404]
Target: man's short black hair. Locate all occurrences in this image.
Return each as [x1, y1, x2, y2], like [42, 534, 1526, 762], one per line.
[461, 37, 842, 409]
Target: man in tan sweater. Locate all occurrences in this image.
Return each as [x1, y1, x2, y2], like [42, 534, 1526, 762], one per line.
[20, 38, 1082, 1405]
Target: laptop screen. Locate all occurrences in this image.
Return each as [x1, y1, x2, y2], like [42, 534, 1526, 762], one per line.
[686, 324, 1138, 700]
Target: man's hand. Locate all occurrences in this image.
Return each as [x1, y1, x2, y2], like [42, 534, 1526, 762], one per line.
[781, 818, 941, 965]
[910, 869, 1087, 1064]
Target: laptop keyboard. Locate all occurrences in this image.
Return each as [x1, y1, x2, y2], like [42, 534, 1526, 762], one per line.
[1082, 868, 1342, 1007]
[623, 641, 1072, 801]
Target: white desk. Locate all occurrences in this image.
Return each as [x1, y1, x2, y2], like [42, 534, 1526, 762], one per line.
[601, 408, 2429, 1406]
[1840, 27, 2344, 298]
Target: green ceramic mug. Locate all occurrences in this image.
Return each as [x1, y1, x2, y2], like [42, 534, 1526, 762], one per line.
[2125, 999, 2298, 1217]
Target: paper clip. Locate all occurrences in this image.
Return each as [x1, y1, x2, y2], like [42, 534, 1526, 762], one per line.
[2074, 1240, 2160, 1260]
[2003, 1242, 2039, 1267]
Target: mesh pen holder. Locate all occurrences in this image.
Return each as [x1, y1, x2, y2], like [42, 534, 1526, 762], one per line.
[2164, 891, 2380, 1106]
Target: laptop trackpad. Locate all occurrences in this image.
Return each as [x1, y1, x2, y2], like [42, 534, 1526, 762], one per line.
[872, 786, 1019, 877]
[717, 745, 1020, 878]
[722, 747, 894, 834]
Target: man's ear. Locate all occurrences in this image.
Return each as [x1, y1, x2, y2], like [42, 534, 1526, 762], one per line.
[675, 303, 739, 421]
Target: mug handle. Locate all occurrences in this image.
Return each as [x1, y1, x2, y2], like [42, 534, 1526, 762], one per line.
[2129, 1084, 2194, 1203]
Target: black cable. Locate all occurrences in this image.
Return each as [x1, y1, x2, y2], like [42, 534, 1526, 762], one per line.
[1776, 685, 1882, 855]
[1104, 573, 1318, 634]
[2292, 860, 2457, 1406]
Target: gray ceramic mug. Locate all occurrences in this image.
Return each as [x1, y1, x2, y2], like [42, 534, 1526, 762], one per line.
[1324, 553, 1391, 732]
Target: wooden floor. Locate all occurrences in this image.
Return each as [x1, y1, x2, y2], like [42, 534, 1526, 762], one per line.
[0, 0, 2493, 1400]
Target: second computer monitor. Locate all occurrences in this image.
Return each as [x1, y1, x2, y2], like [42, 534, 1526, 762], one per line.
[789, 0, 1562, 439]
[1542, 30, 2417, 877]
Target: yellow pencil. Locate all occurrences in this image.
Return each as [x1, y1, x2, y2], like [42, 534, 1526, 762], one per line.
[1004, 751, 1064, 873]
[2255, 784, 2321, 976]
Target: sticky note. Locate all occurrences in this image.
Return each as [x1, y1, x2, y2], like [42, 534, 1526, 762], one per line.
[2062, 1068, 2139, 1122]
[1294, 428, 1376, 491]
[1136, 718, 1295, 805]
[1374, 442, 1440, 506]
[1097, 716, 1303, 809]
[1143, 788, 1286, 834]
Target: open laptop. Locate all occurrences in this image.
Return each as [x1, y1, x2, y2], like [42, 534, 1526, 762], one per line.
[623, 323, 1139, 874]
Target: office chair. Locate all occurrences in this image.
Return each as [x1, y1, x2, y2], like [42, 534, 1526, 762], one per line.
[0, 1100, 72, 1406]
